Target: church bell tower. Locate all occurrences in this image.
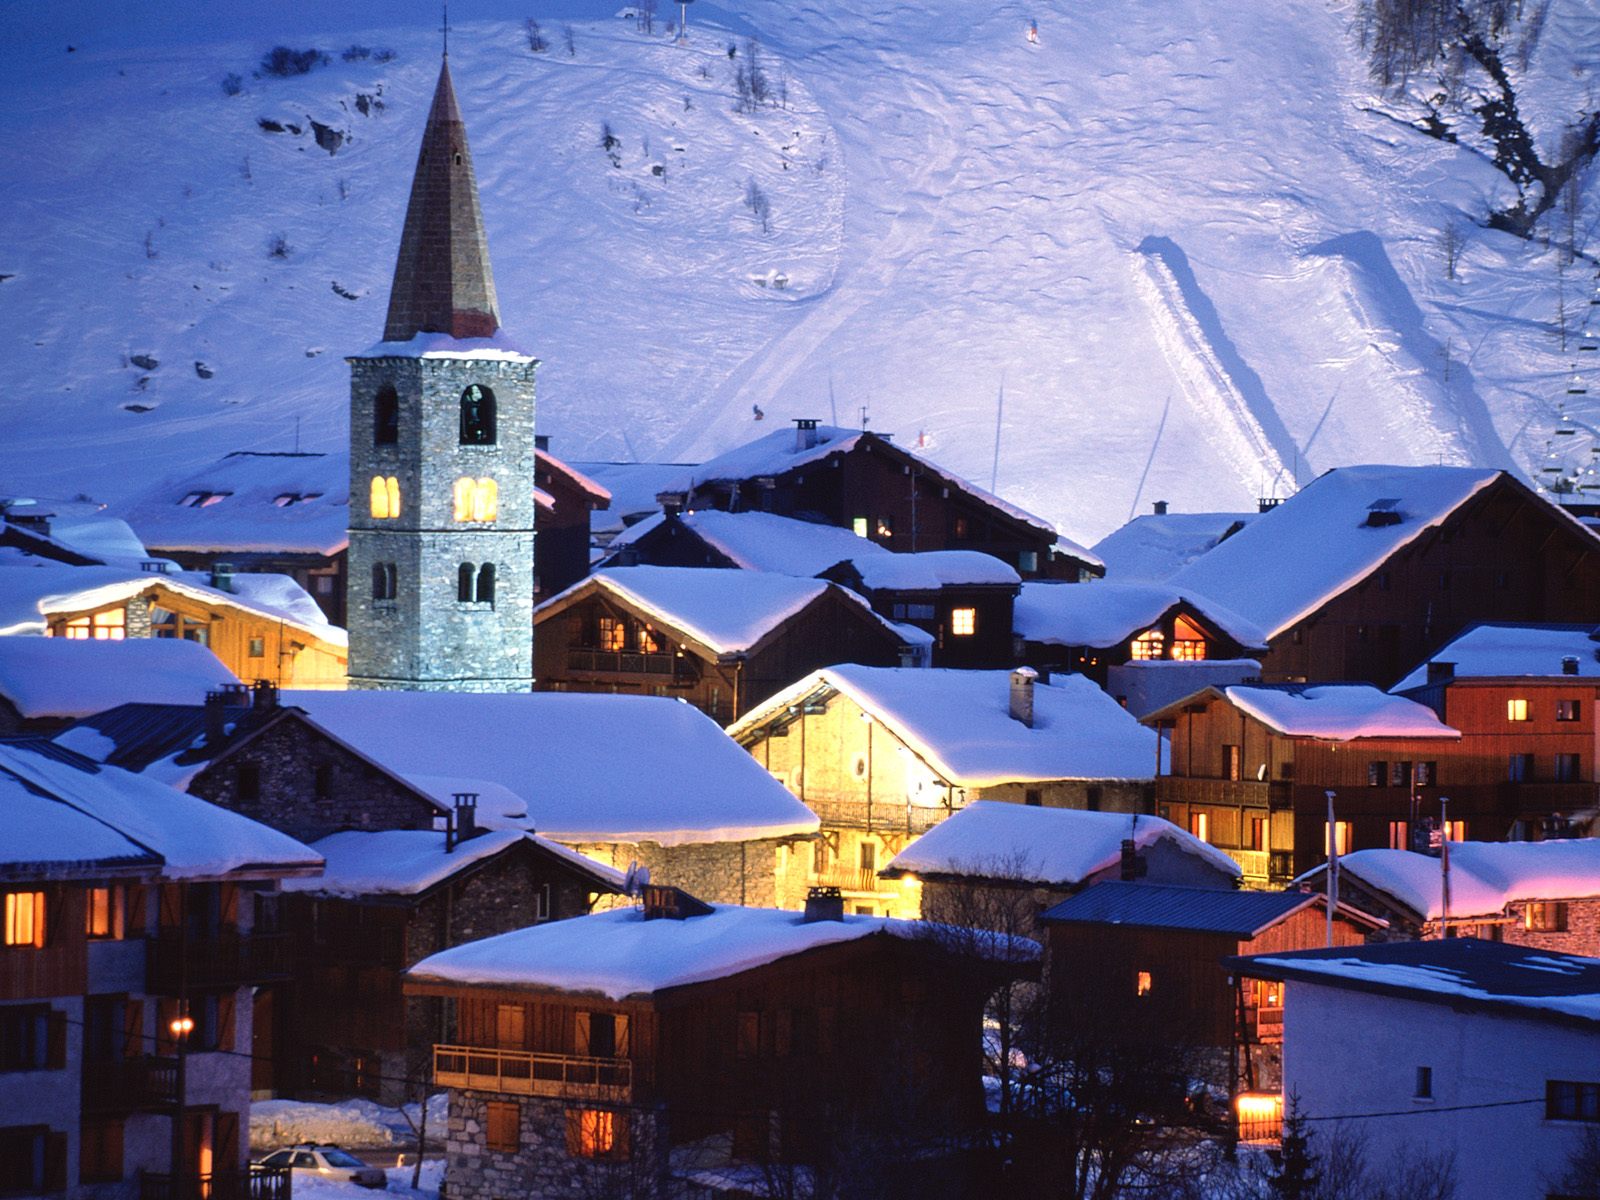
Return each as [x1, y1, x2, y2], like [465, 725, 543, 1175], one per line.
[346, 54, 537, 691]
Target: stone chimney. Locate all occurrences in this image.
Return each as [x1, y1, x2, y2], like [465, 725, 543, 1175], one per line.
[1152, 500, 1169, 516]
[251, 680, 278, 711]
[203, 690, 229, 745]
[1562, 655, 1580, 676]
[1009, 666, 1038, 728]
[802, 886, 845, 923]
[1426, 661, 1455, 684]
[210, 562, 235, 593]
[794, 418, 820, 452]
[447, 792, 479, 851]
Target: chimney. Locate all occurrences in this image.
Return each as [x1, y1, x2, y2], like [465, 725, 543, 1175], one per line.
[210, 562, 235, 593]
[658, 491, 686, 517]
[1120, 838, 1150, 882]
[1426, 661, 1455, 684]
[897, 644, 920, 668]
[535, 433, 550, 452]
[1009, 666, 1038, 728]
[1152, 500, 1169, 516]
[794, 418, 820, 452]
[203, 690, 229, 745]
[251, 679, 278, 710]
[448, 792, 479, 851]
[802, 886, 845, 923]
[1563, 655, 1580, 676]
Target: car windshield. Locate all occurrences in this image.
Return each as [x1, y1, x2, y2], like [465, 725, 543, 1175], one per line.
[261, 1153, 291, 1168]
[319, 1151, 367, 1168]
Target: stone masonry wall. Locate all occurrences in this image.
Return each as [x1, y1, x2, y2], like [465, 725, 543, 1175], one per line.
[574, 839, 782, 908]
[446, 1091, 667, 1200]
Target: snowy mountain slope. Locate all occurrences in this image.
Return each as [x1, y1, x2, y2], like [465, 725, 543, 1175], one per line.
[0, 0, 1593, 545]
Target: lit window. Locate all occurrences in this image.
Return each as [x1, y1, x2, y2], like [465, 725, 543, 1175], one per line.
[1136, 971, 1153, 997]
[1130, 629, 1164, 660]
[1171, 615, 1208, 661]
[1442, 820, 1466, 843]
[568, 1109, 618, 1158]
[61, 610, 126, 641]
[852, 517, 869, 538]
[1507, 698, 1529, 722]
[369, 475, 401, 519]
[638, 625, 661, 654]
[85, 887, 124, 940]
[1189, 811, 1210, 842]
[452, 476, 498, 522]
[1526, 902, 1569, 933]
[598, 617, 625, 653]
[950, 608, 977, 637]
[4, 892, 46, 948]
[1558, 699, 1582, 722]
[1324, 821, 1353, 857]
[1388, 820, 1409, 850]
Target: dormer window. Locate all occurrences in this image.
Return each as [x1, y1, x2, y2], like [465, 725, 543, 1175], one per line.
[273, 493, 322, 508]
[460, 384, 497, 446]
[1131, 628, 1165, 660]
[1171, 615, 1207, 661]
[453, 477, 498, 522]
[179, 491, 230, 508]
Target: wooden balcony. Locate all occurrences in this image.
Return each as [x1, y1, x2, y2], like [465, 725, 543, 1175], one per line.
[139, 1166, 290, 1200]
[82, 1055, 179, 1113]
[566, 648, 684, 677]
[805, 796, 950, 835]
[146, 932, 290, 993]
[811, 866, 885, 894]
[433, 1044, 633, 1102]
[1159, 778, 1290, 809]
[1502, 780, 1600, 816]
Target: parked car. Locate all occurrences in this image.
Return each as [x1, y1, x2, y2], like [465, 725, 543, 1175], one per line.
[257, 1144, 387, 1189]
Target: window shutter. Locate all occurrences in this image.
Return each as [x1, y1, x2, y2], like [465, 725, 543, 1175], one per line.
[125, 884, 148, 936]
[215, 1111, 240, 1172]
[123, 1000, 144, 1059]
[159, 885, 182, 929]
[574, 1011, 591, 1057]
[220, 886, 240, 928]
[612, 1111, 630, 1161]
[47, 1010, 67, 1069]
[219, 994, 237, 1053]
[44, 1132, 67, 1192]
[156, 998, 179, 1054]
[613, 1014, 630, 1057]
[564, 1109, 582, 1156]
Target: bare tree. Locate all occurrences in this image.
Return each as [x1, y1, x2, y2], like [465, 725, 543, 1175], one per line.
[564, 24, 577, 56]
[525, 18, 548, 52]
[1547, 1124, 1600, 1199]
[744, 178, 772, 234]
[1439, 219, 1464, 280]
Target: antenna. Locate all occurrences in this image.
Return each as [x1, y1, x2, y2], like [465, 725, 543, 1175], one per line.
[990, 371, 1006, 492]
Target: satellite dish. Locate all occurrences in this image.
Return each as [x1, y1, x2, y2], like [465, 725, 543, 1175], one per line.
[622, 861, 652, 897]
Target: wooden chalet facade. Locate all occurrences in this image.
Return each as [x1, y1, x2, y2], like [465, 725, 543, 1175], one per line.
[820, 555, 1019, 669]
[533, 444, 610, 602]
[534, 569, 911, 723]
[662, 420, 1101, 581]
[1170, 468, 1600, 688]
[406, 890, 1028, 1200]
[1147, 684, 1466, 885]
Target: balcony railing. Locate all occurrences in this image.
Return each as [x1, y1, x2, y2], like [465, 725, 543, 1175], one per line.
[146, 932, 291, 993]
[811, 866, 885, 894]
[804, 797, 951, 835]
[566, 648, 682, 677]
[140, 1166, 290, 1200]
[1159, 778, 1294, 809]
[82, 1055, 179, 1113]
[433, 1044, 633, 1102]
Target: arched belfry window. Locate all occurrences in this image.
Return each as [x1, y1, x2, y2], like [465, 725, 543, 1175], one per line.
[460, 384, 496, 445]
[370, 476, 401, 519]
[453, 476, 498, 522]
[458, 563, 475, 603]
[374, 385, 399, 445]
[371, 562, 397, 601]
[457, 563, 498, 606]
[476, 563, 496, 605]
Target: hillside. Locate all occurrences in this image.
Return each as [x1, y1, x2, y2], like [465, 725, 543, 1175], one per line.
[0, 0, 1595, 544]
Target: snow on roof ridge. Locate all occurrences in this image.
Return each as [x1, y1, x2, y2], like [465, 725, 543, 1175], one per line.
[1390, 622, 1600, 691]
[1014, 579, 1267, 649]
[0, 637, 241, 719]
[537, 449, 612, 505]
[1221, 683, 1460, 741]
[352, 329, 534, 360]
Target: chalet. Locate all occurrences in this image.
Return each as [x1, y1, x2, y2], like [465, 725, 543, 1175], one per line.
[729, 666, 1159, 917]
[657, 419, 1103, 580]
[283, 689, 821, 909]
[532, 442, 611, 600]
[599, 508, 879, 575]
[0, 563, 347, 688]
[1392, 622, 1600, 836]
[534, 566, 924, 722]
[404, 889, 1036, 1199]
[1169, 466, 1600, 687]
[1226, 939, 1600, 1197]
[1044, 882, 1381, 1108]
[114, 451, 352, 625]
[1089, 504, 1256, 583]
[1296, 838, 1600, 951]
[820, 551, 1021, 668]
[572, 461, 698, 547]
[277, 829, 623, 1102]
[1013, 580, 1266, 692]
[1147, 682, 1466, 885]
[879, 801, 1239, 939]
[0, 638, 239, 735]
[0, 737, 319, 1200]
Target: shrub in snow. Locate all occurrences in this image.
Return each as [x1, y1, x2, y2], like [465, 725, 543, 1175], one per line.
[221, 73, 243, 97]
[266, 233, 292, 260]
[563, 24, 576, 56]
[601, 122, 622, 168]
[744, 178, 772, 234]
[259, 47, 328, 78]
[525, 20, 548, 53]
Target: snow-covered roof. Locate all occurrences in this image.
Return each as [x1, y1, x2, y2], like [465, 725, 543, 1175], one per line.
[572, 462, 699, 535]
[282, 829, 624, 898]
[1229, 940, 1600, 1028]
[283, 690, 819, 847]
[1297, 839, 1600, 921]
[1392, 623, 1600, 692]
[1169, 466, 1509, 639]
[0, 739, 321, 880]
[351, 330, 535, 361]
[0, 637, 240, 719]
[407, 903, 1038, 1000]
[115, 451, 350, 556]
[882, 801, 1238, 885]
[731, 666, 1160, 785]
[666, 425, 1059, 539]
[606, 509, 888, 575]
[844, 550, 1021, 590]
[537, 566, 906, 656]
[537, 450, 611, 507]
[40, 515, 151, 565]
[1091, 511, 1256, 583]
[0, 563, 344, 646]
[1149, 683, 1459, 741]
[1041, 881, 1368, 937]
[1106, 659, 1263, 720]
[1013, 581, 1266, 649]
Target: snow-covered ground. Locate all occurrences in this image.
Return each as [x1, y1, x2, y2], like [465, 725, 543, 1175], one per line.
[293, 1162, 442, 1200]
[2, 0, 1596, 544]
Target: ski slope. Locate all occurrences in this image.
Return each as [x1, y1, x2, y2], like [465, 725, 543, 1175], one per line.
[0, 0, 1592, 545]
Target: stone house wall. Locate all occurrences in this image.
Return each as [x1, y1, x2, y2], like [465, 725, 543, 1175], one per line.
[573, 839, 784, 909]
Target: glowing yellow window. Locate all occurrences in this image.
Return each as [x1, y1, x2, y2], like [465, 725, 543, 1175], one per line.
[639, 625, 661, 654]
[85, 886, 124, 940]
[370, 475, 401, 519]
[1324, 820, 1353, 857]
[1506, 698, 1529, 722]
[453, 476, 498, 522]
[567, 1108, 618, 1158]
[1136, 971, 1153, 997]
[950, 607, 977, 637]
[5, 891, 46, 948]
[1171, 615, 1207, 661]
[598, 617, 626, 653]
[852, 517, 869, 538]
[1130, 628, 1165, 660]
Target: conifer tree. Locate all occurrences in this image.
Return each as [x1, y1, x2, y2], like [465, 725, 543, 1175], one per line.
[1269, 1093, 1320, 1200]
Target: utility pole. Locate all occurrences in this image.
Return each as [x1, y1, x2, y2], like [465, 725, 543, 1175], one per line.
[1325, 790, 1338, 948]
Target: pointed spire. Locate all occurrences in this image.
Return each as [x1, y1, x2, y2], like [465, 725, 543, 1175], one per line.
[382, 58, 501, 342]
